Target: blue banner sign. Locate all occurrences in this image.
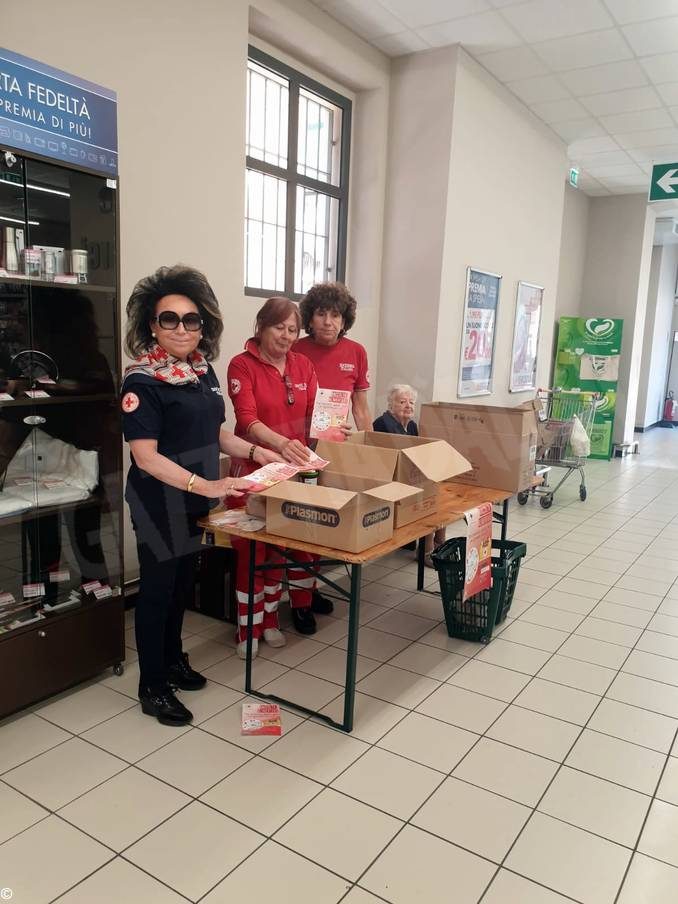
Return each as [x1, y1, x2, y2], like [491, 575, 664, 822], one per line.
[0, 48, 117, 175]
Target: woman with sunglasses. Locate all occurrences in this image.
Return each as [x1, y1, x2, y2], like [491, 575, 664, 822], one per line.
[227, 297, 319, 657]
[122, 266, 282, 725]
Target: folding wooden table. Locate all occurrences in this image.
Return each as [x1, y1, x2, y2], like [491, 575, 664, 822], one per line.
[200, 482, 512, 732]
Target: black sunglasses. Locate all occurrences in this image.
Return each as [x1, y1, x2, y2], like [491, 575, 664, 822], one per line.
[283, 374, 294, 406]
[153, 311, 203, 332]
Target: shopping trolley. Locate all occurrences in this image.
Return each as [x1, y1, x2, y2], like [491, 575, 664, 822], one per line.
[517, 389, 598, 510]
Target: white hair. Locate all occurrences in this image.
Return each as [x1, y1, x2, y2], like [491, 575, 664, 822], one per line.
[387, 383, 417, 412]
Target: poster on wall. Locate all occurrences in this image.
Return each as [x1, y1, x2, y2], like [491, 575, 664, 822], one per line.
[509, 281, 544, 393]
[554, 317, 623, 460]
[0, 47, 117, 176]
[458, 267, 501, 397]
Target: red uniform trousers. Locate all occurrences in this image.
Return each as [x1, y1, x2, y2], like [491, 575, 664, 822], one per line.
[232, 538, 315, 643]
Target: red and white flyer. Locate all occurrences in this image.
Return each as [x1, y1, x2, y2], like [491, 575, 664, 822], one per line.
[241, 702, 282, 736]
[243, 451, 330, 491]
[463, 502, 493, 601]
[310, 388, 351, 442]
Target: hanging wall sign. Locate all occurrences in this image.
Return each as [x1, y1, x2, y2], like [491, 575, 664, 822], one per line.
[509, 281, 544, 393]
[458, 267, 501, 397]
[0, 48, 117, 175]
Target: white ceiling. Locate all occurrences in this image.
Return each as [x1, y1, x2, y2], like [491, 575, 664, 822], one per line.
[309, 0, 678, 196]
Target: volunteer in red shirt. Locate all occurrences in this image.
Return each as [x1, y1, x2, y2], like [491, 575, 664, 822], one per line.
[296, 281, 373, 614]
[228, 297, 319, 657]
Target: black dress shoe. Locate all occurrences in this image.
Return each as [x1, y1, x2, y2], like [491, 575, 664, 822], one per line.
[139, 685, 193, 726]
[167, 652, 207, 690]
[311, 589, 334, 615]
[292, 607, 317, 635]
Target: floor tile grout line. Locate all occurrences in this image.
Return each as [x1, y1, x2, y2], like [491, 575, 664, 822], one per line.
[474, 488, 678, 904]
[612, 725, 678, 904]
[7, 460, 678, 904]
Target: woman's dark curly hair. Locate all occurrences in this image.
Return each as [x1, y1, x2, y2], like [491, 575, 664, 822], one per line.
[299, 281, 357, 337]
[125, 265, 223, 360]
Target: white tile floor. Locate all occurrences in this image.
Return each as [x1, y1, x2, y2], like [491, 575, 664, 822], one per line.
[7, 430, 678, 901]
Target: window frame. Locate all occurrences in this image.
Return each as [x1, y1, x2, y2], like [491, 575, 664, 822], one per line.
[245, 44, 352, 299]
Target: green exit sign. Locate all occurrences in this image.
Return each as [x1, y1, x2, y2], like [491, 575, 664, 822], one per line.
[569, 167, 579, 188]
[649, 162, 678, 201]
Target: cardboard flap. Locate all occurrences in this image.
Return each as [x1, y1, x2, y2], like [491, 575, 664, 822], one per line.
[261, 482, 356, 511]
[316, 438, 398, 481]
[363, 481, 423, 504]
[401, 440, 472, 481]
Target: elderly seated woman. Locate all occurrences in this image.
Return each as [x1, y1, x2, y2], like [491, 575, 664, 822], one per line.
[373, 384, 445, 564]
[373, 384, 419, 435]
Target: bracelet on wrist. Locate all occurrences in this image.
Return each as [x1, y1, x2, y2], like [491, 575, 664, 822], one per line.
[186, 472, 197, 493]
[248, 444, 257, 461]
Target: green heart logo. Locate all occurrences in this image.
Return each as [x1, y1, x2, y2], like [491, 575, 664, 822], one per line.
[585, 318, 615, 339]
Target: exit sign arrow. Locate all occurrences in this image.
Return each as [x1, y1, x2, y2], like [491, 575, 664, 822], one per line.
[650, 162, 678, 201]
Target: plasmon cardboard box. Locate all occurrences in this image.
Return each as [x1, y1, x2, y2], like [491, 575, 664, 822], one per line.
[419, 401, 539, 493]
[259, 476, 413, 553]
[321, 470, 425, 529]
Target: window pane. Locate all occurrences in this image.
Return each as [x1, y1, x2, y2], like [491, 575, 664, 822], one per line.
[297, 87, 342, 186]
[245, 170, 286, 291]
[294, 186, 339, 294]
[246, 60, 289, 169]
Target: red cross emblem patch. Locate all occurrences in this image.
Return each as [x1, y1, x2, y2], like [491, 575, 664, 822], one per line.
[121, 392, 140, 413]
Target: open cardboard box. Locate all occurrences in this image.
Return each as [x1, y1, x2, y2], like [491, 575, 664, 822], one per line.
[258, 473, 415, 553]
[316, 432, 471, 527]
[419, 401, 540, 493]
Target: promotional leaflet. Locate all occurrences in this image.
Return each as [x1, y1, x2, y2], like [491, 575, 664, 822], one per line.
[509, 282, 543, 393]
[463, 502, 493, 601]
[310, 388, 351, 441]
[554, 317, 623, 460]
[241, 702, 282, 736]
[242, 452, 329, 490]
[459, 268, 501, 397]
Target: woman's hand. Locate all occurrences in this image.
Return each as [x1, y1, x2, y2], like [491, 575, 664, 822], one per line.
[210, 477, 253, 499]
[253, 446, 284, 466]
[280, 438, 312, 466]
[338, 421, 352, 438]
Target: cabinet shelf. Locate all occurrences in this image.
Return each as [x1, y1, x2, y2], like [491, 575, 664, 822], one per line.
[0, 147, 124, 720]
[0, 493, 102, 528]
[0, 275, 116, 294]
[0, 393, 116, 408]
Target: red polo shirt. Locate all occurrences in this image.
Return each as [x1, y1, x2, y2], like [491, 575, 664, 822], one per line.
[295, 335, 370, 394]
[227, 338, 318, 477]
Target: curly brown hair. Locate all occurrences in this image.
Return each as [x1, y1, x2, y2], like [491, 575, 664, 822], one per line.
[299, 282, 357, 337]
[125, 265, 223, 360]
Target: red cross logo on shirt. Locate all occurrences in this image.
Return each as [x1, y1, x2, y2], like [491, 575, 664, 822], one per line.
[121, 392, 139, 412]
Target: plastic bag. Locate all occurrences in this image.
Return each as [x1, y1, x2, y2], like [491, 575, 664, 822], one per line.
[570, 415, 590, 457]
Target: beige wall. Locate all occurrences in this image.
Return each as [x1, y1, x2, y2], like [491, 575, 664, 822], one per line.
[3, 0, 390, 581]
[377, 47, 567, 413]
[579, 194, 655, 444]
[554, 184, 590, 323]
[435, 51, 566, 406]
[376, 47, 458, 413]
[636, 243, 678, 428]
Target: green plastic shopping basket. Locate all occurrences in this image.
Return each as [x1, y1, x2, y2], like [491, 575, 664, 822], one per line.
[430, 539, 527, 643]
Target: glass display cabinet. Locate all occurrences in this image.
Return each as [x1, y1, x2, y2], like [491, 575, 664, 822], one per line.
[0, 148, 124, 718]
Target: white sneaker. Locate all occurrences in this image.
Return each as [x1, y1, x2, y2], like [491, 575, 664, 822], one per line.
[263, 628, 286, 648]
[236, 638, 258, 660]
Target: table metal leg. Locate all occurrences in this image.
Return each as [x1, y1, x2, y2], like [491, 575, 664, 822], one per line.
[501, 499, 509, 541]
[244, 538, 256, 694]
[416, 536, 426, 591]
[342, 563, 362, 732]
